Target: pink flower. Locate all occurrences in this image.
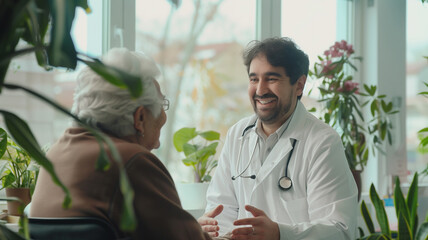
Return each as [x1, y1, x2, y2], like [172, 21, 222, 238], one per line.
[334, 41, 341, 49]
[343, 81, 359, 93]
[346, 44, 354, 56]
[331, 49, 341, 58]
[339, 40, 347, 50]
[321, 60, 335, 74]
[324, 50, 330, 56]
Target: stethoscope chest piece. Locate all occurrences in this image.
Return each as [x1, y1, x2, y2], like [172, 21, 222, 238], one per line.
[278, 176, 292, 190]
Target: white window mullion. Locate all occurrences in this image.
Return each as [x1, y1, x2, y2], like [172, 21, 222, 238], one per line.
[104, 0, 136, 52]
[256, 0, 281, 40]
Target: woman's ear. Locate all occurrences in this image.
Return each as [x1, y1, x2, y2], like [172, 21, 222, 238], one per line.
[133, 106, 145, 134]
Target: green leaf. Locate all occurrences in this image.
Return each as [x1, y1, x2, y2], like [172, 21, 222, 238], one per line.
[118, 166, 136, 232]
[183, 143, 198, 157]
[182, 157, 197, 166]
[0, 110, 71, 208]
[406, 173, 418, 236]
[397, 211, 412, 240]
[201, 175, 211, 182]
[80, 58, 143, 99]
[418, 128, 428, 134]
[371, 100, 378, 116]
[94, 136, 110, 171]
[0, 128, 7, 159]
[23, 0, 48, 68]
[88, 128, 136, 231]
[199, 130, 220, 141]
[380, 121, 387, 140]
[381, 100, 393, 113]
[361, 200, 376, 233]
[358, 227, 365, 238]
[364, 84, 372, 95]
[370, 184, 391, 237]
[76, 0, 91, 12]
[308, 107, 316, 112]
[415, 222, 428, 240]
[47, 0, 78, 69]
[173, 127, 197, 152]
[394, 176, 411, 229]
[3, 173, 16, 188]
[420, 137, 428, 147]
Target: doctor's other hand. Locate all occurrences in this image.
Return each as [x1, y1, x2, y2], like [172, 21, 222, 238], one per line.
[198, 204, 224, 237]
[231, 205, 279, 240]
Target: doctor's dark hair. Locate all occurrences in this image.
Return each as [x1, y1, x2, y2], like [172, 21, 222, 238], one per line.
[243, 37, 309, 98]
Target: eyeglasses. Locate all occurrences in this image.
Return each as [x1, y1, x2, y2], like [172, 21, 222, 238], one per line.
[162, 98, 170, 111]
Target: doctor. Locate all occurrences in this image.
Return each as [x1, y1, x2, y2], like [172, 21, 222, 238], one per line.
[198, 37, 358, 240]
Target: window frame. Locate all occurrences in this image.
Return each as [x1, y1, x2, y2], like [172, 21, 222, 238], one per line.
[108, 0, 409, 193]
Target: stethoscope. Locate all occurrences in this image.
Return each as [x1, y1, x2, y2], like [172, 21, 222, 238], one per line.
[231, 120, 297, 191]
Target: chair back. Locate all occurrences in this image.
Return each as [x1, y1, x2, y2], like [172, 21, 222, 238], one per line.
[29, 217, 126, 240]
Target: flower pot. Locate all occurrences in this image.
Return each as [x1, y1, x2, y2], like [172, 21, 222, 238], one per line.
[351, 170, 362, 202]
[176, 182, 209, 210]
[5, 188, 31, 216]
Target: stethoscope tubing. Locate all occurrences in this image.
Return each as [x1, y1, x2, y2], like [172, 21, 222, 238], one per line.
[232, 121, 297, 191]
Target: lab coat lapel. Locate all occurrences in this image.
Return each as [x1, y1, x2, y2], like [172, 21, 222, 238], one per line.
[247, 131, 260, 173]
[252, 101, 306, 191]
[253, 137, 293, 188]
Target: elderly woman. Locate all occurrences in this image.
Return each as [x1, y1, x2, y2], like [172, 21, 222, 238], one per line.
[30, 48, 212, 239]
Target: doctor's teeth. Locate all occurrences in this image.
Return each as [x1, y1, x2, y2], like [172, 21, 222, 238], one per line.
[259, 100, 273, 104]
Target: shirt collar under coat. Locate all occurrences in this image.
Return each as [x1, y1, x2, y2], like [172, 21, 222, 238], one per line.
[244, 100, 306, 143]
[242, 101, 307, 186]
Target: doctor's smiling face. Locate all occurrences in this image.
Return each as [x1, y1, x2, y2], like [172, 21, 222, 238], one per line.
[248, 53, 306, 129]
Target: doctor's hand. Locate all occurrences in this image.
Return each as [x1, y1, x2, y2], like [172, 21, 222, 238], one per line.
[198, 204, 224, 237]
[231, 205, 279, 240]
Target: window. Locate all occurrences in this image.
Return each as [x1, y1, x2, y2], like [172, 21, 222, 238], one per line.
[135, 0, 256, 182]
[406, 0, 428, 181]
[282, 0, 340, 116]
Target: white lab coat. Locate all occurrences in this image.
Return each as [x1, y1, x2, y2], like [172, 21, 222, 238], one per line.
[206, 101, 358, 240]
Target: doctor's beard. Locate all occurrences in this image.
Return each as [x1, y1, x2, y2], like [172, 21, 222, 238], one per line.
[252, 93, 293, 125]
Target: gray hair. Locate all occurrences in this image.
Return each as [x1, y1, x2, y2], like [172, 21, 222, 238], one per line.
[71, 48, 162, 137]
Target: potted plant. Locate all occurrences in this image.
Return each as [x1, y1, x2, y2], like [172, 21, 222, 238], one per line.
[173, 127, 220, 213]
[0, 128, 39, 216]
[358, 172, 428, 240]
[418, 81, 428, 176]
[309, 40, 398, 199]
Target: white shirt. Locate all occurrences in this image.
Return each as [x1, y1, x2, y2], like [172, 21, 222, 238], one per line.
[255, 111, 293, 165]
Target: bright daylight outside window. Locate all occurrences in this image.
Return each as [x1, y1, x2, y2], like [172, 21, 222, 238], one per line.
[406, 0, 428, 181]
[281, 0, 338, 115]
[136, 0, 256, 182]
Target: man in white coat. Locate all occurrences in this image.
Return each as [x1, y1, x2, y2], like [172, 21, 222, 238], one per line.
[198, 37, 358, 240]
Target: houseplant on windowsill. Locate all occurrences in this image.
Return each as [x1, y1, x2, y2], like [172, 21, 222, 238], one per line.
[309, 40, 398, 199]
[418, 81, 428, 176]
[173, 127, 220, 212]
[358, 172, 428, 240]
[0, 128, 39, 216]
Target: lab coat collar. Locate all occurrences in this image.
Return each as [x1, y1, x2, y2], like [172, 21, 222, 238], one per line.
[251, 101, 307, 188]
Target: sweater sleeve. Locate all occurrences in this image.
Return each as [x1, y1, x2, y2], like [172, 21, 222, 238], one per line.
[125, 152, 212, 240]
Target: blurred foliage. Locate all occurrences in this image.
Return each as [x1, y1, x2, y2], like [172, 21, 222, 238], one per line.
[173, 127, 220, 182]
[309, 40, 398, 171]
